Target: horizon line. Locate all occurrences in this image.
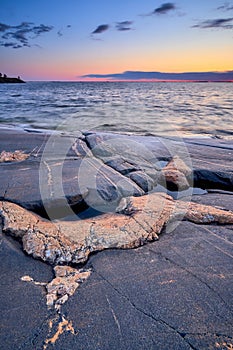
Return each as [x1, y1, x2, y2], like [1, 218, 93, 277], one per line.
[80, 69, 233, 82]
[23, 79, 233, 83]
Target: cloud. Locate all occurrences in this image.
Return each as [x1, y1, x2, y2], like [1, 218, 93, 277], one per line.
[0, 23, 11, 32]
[0, 22, 53, 48]
[81, 70, 233, 81]
[140, 2, 176, 17]
[153, 3, 176, 14]
[116, 21, 133, 31]
[57, 24, 71, 37]
[32, 24, 52, 36]
[92, 24, 109, 34]
[192, 17, 233, 29]
[2, 42, 22, 49]
[217, 2, 233, 11]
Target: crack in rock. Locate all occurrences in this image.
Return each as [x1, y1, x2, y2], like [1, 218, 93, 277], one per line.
[94, 268, 198, 350]
[148, 249, 233, 320]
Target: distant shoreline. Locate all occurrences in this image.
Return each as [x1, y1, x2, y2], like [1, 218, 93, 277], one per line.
[14, 80, 233, 83]
[0, 76, 25, 84]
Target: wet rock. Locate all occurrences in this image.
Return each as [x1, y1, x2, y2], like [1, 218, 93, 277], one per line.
[84, 132, 160, 186]
[1, 129, 232, 219]
[127, 171, 155, 192]
[194, 169, 233, 191]
[89, 132, 233, 193]
[0, 130, 145, 218]
[0, 131, 87, 217]
[74, 155, 144, 213]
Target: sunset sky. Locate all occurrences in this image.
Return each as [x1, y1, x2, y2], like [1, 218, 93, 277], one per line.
[1, 0, 233, 81]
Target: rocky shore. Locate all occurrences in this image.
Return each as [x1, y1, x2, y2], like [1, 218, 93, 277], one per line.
[0, 76, 25, 83]
[0, 127, 232, 349]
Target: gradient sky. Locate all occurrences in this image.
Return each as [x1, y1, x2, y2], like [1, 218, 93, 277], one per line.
[1, 0, 233, 80]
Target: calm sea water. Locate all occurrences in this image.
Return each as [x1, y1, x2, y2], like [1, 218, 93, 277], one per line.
[0, 81, 232, 138]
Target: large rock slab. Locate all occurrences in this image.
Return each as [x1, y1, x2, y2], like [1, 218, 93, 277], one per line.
[0, 129, 144, 218]
[1, 128, 233, 350]
[69, 220, 232, 350]
[1, 128, 232, 219]
[85, 132, 233, 192]
[2, 217, 233, 350]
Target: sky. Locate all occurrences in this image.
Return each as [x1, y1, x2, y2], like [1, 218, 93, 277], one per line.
[0, 0, 233, 81]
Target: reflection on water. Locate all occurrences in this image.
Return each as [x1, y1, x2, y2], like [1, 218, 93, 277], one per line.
[0, 81, 232, 138]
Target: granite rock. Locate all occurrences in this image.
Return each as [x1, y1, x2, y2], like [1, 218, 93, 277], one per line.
[159, 155, 192, 191]
[1, 192, 233, 266]
[0, 150, 29, 162]
[46, 266, 91, 311]
[1, 129, 233, 350]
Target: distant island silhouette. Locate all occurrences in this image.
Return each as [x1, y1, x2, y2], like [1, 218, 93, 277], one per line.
[82, 70, 233, 82]
[0, 73, 25, 84]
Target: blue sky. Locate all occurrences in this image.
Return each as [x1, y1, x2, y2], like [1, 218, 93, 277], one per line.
[1, 0, 233, 80]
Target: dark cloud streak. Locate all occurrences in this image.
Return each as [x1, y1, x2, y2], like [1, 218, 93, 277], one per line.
[153, 3, 176, 14]
[192, 17, 233, 29]
[116, 21, 133, 31]
[0, 23, 11, 32]
[217, 2, 233, 11]
[92, 24, 109, 34]
[0, 22, 53, 49]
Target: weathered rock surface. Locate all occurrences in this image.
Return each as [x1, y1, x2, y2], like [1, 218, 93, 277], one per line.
[0, 193, 171, 264]
[2, 217, 233, 350]
[160, 155, 192, 191]
[46, 266, 91, 310]
[1, 192, 233, 266]
[1, 128, 232, 218]
[0, 129, 146, 217]
[85, 133, 233, 191]
[0, 150, 29, 162]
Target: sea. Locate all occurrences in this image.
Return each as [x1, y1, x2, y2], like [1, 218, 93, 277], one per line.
[0, 81, 232, 139]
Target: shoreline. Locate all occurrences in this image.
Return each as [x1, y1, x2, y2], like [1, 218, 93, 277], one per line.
[0, 123, 225, 140]
[0, 76, 25, 84]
